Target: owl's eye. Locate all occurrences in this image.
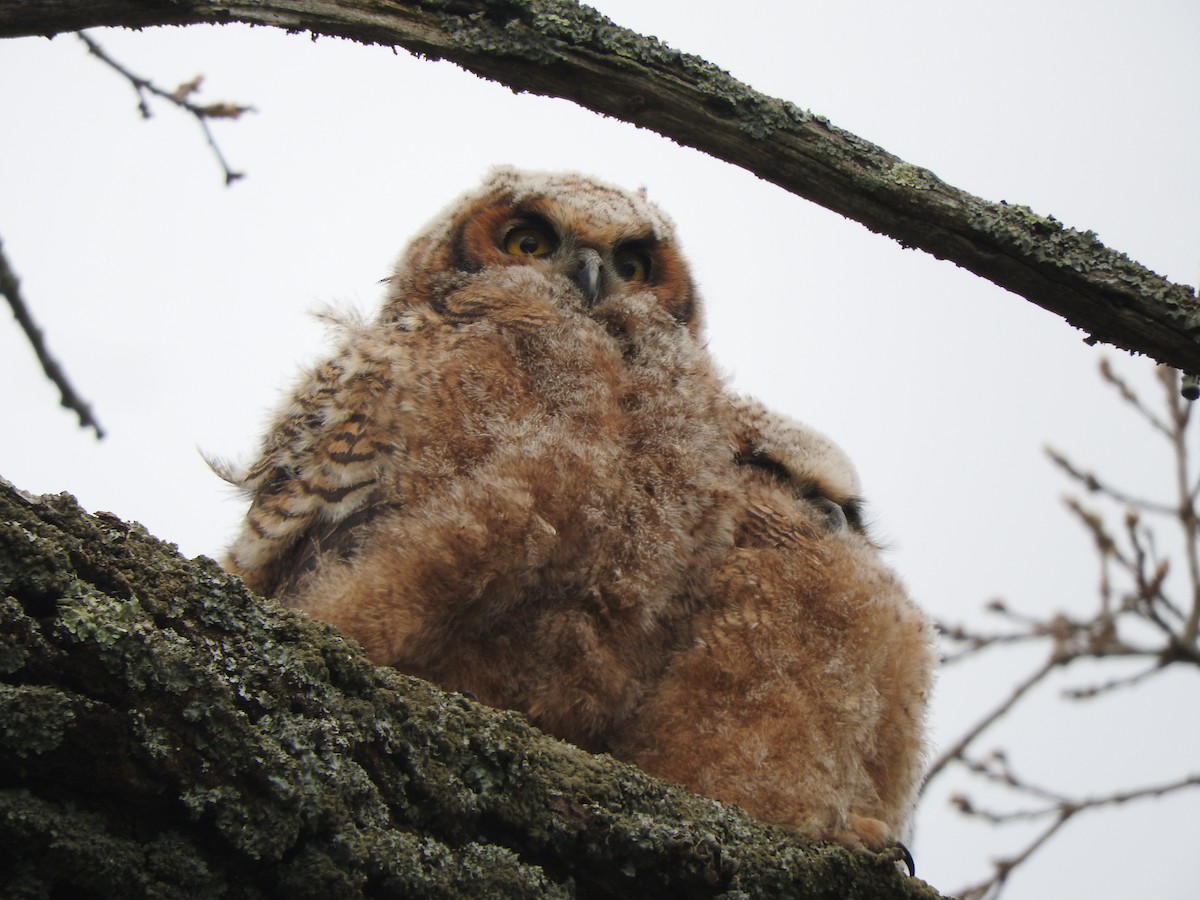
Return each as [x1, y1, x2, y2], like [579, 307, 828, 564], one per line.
[504, 226, 556, 257]
[614, 248, 651, 282]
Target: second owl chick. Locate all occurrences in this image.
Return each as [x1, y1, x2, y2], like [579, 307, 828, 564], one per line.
[617, 396, 935, 848]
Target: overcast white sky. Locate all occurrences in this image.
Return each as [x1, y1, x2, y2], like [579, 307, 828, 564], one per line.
[2, 2, 1198, 896]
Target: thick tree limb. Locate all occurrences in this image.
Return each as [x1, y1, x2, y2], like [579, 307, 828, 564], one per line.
[0, 477, 943, 897]
[3, 0, 1198, 371]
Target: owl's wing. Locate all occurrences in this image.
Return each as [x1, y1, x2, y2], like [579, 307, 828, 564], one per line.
[729, 394, 865, 544]
[219, 321, 402, 598]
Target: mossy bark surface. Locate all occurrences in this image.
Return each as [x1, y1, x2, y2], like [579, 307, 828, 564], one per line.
[0, 478, 945, 898]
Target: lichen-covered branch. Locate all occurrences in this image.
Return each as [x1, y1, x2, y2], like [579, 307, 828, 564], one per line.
[0, 477, 942, 898]
[2, 0, 1198, 372]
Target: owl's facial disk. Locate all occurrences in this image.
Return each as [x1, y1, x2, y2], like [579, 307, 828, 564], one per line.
[497, 214, 654, 307]
[417, 171, 700, 333]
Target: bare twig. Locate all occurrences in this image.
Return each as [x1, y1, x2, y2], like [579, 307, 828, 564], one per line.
[922, 655, 1060, 787]
[0, 236, 103, 438]
[1162, 367, 1200, 646]
[1098, 358, 1173, 437]
[934, 358, 1200, 898]
[955, 809, 1075, 900]
[936, 621, 1047, 664]
[1061, 661, 1167, 699]
[6, 32, 253, 435]
[1045, 447, 1176, 516]
[953, 766, 1200, 900]
[77, 30, 253, 185]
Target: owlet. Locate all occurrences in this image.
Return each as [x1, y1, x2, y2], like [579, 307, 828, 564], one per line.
[221, 167, 935, 849]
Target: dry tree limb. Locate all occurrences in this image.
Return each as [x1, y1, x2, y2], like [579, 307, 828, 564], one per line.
[1060, 661, 1168, 700]
[935, 619, 1045, 665]
[921, 655, 1060, 787]
[1045, 448, 1176, 515]
[1155, 364, 1200, 644]
[77, 30, 253, 185]
[2, 32, 251, 436]
[1098, 358, 1174, 436]
[0, 236, 103, 438]
[953, 808, 1074, 900]
[1, 0, 1198, 372]
[952, 762, 1200, 900]
[934, 361, 1200, 897]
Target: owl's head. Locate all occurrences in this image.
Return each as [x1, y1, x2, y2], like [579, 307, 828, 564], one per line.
[386, 166, 702, 334]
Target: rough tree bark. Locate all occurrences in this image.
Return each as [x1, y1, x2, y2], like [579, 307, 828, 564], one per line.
[2, 0, 1198, 372]
[0, 478, 945, 898]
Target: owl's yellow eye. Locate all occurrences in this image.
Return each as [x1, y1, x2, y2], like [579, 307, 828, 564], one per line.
[504, 227, 556, 257]
[614, 248, 651, 282]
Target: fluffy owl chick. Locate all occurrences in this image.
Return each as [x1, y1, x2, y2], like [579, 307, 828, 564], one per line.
[223, 167, 934, 849]
[223, 167, 740, 750]
[613, 401, 935, 848]
[730, 393, 866, 535]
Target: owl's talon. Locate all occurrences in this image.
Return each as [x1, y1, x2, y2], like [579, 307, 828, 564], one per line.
[893, 842, 916, 878]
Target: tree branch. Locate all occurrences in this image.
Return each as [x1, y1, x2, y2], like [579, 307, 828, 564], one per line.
[950, 755, 1200, 900]
[1045, 447, 1176, 516]
[77, 30, 253, 185]
[921, 654, 1060, 788]
[0, 478, 942, 897]
[954, 808, 1074, 900]
[1, 0, 1198, 372]
[934, 360, 1200, 897]
[0, 236, 103, 438]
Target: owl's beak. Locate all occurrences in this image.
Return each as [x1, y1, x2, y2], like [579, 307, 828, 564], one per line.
[573, 248, 603, 305]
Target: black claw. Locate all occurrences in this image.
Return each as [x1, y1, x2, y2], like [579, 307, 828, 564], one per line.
[894, 841, 916, 877]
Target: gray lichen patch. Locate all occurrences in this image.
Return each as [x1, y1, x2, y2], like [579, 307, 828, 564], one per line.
[0, 683, 79, 757]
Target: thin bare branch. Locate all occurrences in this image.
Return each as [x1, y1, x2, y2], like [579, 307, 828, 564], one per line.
[936, 598, 1077, 665]
[1098, 357, 1173, 437]
[1163, 368, 1200, 645]
[1061, 661, 1168, 699]
[77, 30, 253, 185]
[1086, 772, 1200, 807]
[953, 760, 1199, 899]
[0, 236, 103, 438]
[935, 621, 1046, 664]
[1061, 497, 1187, 628]
[1124, 516, 1187, 640]
[922, 655, 1060, 788]
[939, 360, 1200, 896]
[1045, 447, 1175, 515]
[958, 754, 1072, 815]
[955, 809, 1075, 900]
